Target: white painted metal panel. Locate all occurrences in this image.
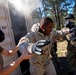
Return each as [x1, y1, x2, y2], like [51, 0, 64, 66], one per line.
[0, 0, 21, 75]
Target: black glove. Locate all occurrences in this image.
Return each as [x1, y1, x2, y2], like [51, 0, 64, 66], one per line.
[32, 40, 50, 55]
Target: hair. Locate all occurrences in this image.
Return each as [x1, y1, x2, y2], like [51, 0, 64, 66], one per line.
[40, 17, 53, 26]
[0, 30, 5, 42]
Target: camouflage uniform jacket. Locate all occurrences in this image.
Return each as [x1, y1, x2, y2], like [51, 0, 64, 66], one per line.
[20, 30, 62, 67]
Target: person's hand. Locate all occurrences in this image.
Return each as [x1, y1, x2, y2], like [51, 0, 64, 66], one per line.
[18, 39, 50, 55]
[62, 28, 70, 34]
[18, 42, 29, 53]
[21, 49, 33, 60]
[32, 40, 50, 55]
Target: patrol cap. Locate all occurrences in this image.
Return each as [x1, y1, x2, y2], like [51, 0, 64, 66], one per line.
[65, 14, 75, 20]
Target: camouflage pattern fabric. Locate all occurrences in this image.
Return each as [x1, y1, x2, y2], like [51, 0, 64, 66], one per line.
[0, 46, 3, 53]
[19, 30, 59, 75]
[0, 46, 3, 69]
[66, 34, 76, 74]
[0, 54, 3, 68]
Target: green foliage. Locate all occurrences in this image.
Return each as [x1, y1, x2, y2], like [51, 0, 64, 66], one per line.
[35, 0, 76, 29]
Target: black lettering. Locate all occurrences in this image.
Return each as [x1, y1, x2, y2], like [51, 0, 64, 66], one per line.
[2, 26, 6, 29]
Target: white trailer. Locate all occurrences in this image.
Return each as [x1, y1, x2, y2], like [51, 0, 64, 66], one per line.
[0, 0, 41, 75]
[0, 0, 21, 75]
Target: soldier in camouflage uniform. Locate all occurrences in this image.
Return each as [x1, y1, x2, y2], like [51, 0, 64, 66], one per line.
[63, 14, 76, 75]
[18, 17, 70, 75]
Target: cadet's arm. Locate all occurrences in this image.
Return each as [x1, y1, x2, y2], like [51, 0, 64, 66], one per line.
[2, 46, 19, 56]
[0, 50, 33, 75]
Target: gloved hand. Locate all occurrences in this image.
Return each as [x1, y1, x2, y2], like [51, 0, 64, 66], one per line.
[18, 40, 50, 55]
[18, 43, 29, 53]
[32, 40, 50, 55]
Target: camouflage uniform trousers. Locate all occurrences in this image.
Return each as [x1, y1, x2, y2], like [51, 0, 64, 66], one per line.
[66, 46, 76, 75]
[30, 59, 57, 75]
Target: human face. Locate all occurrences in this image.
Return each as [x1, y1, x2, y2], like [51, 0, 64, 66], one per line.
[43, 23, 54, 35]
